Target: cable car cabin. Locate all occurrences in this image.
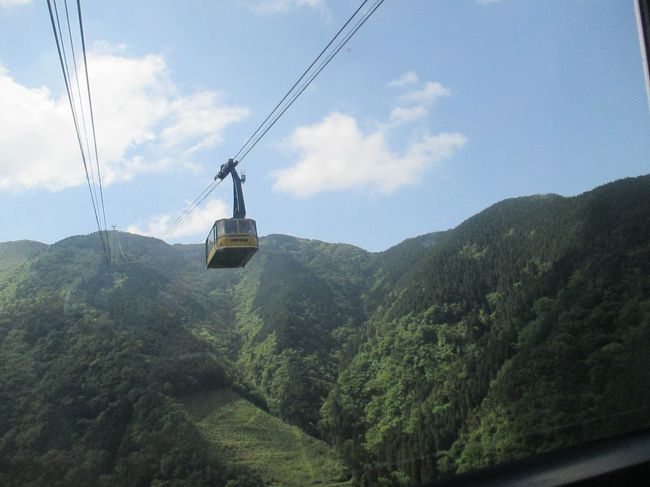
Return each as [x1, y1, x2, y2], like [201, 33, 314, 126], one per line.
[206, 218, 258, 268]
[206, 158, 258, 269]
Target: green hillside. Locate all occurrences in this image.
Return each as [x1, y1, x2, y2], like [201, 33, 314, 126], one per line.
[321, 175, 650, 484]
[0, 239, 47, 272]
[1, 175, 649, 486]
[0, 230, 371, 486]
[184, 389, 348, 486]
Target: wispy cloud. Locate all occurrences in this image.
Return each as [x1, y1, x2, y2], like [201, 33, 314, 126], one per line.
[398, 81, 451, 104]
[272, 112, 467, 198]
[385, 72, 453, 127]
[246, 0, 327, 15]
[389, 106, 428, 124]
[387, 71, 419, 88]
[127, 197, 230, 240]
[0, 0, 31, 7]
[0, 46, 248, 192]
[160, 91, 249, 154]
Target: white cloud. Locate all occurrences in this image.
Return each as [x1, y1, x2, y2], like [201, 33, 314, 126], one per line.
[160, 91, 249, 154]
[247, 0, 326, 15]
[0, 0, 31, 6]
[0, 48, 248, 192]
[91, 40, 127, 55]
[272, 112, 467, 198]
[387, 71, 419, 88]
[386, 76, 452, 126]
[389, 106, 427, 124]
[127, 197, 230, 240]
[399, 81, 451, 104]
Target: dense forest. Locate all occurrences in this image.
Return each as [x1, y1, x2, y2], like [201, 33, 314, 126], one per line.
[1, 175, 649, 486]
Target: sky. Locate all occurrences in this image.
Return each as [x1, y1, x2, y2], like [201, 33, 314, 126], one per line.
[0, 0, 649, 252]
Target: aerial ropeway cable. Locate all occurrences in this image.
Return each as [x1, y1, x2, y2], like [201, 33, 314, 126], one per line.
[47, 0, 111, 264]
[161, 179, 223, 240]
[75, 0, 109, 239]
[236, 0, 384, 165]
[160, 0, 385, 246]
[230, 0, 371, 164]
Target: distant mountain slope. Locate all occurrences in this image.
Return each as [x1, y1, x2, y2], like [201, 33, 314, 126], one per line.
[0, 233, 254, 486]
[227, 232, 448, 434]
[321, 175, 650, 484]
[365, 232, 442, 313]
[0, 239, 47, 271]
[227, 234, 375, 434]
[0, 230, 379, 486]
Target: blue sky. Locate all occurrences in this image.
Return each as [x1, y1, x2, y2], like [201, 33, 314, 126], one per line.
[0, 0, 648, 251]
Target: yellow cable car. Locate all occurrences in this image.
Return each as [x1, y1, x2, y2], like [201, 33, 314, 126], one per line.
[206, 218, 258, 268]
[205, 159, 259, 268]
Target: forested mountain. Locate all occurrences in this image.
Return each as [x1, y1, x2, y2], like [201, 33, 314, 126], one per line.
[0, 240, 47, 272]
[321, 175, 650, 484]
[1, 175, 649, 486]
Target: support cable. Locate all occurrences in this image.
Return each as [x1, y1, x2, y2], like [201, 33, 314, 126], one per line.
[75, 0, 109, 243]
[161, 179, 222, 238]
[60, 0, 99, 208]
[231, 0, 370, 162]
[238, 0, 384, 164]
[47, 0, 110, 261]
[159, 0, 384, 240]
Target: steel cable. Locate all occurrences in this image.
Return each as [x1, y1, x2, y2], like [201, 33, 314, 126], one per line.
[47, 0, 110, 261]
[159, 0, 384, 240]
